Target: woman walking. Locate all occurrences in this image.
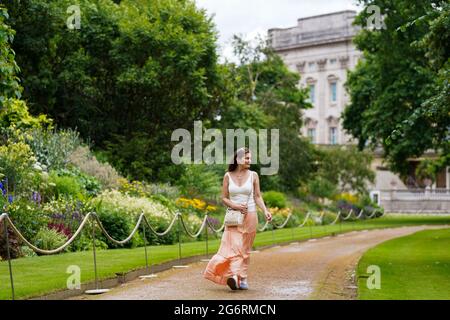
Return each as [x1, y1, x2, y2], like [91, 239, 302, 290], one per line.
[203, 148, 272, 290]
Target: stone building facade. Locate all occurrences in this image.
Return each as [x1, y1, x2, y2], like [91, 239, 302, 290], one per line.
[268, 11, 450, 212]
[268, 10, 360, 145]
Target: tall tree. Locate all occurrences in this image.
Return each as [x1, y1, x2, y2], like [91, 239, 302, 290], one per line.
[0, 6, 21, 106]
[343, 0, 449, 177]
[216, 36, 316, 192]
[3, 0, 231, 182]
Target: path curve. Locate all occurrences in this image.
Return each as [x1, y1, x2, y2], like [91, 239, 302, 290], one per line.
[70, 225, 448, 300]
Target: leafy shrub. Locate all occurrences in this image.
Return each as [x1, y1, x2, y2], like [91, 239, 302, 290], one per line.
[97, 209, 138, 249]
[309, 211, 337, 225]
[0, 222, 22, 259]
[139, 219, 177, 246]
[263, 191, 287, 209]
[94, 190, 177, 245]
[0, 99, 52, 135]
[316, 146, 375, 194]
[147, 183, 181, 199]
[118, 178, 181, 200]
[6, 198, 49, 242]
[48, 222, 73, 239]
[1, 197, 49, 259]
[285, 214, 300, 228]
[42, 198, 85, 234]
[48, 171, 84, 200]
[307, 177, 337, 199]
[20, 245, 37, 258]
[269, 214, 285, 230]
[151, 194, 178, 212]
[25, 128, 81, 170]
[33, 226, 68, 254]
[0, 141, 37, 194]
[259, 175, 283, 193]
[178, 213, 205, 242]
[296, 185, 309, 200]
[268, 207, 299, 228]
[321, 211, 338, 225]
[336, 200, 361, 217]
[56, 167, 102, 196]
[68, 232, 108, 252]
[292, 206, 307, 218]
[176, 161, 222, 201]
[118, 179, 148, 198]
[68, 146, 122, 189]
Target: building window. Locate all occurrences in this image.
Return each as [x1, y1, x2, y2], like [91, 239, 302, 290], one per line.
[307, 128, 316, 143]
[330, 58, 337, 64]
[329, 127, 338, 145]
[308, 62, 315, 71]
[370, 191, 381, 206]
[330, 82, 337, 103]
[308, 84, 315, 103]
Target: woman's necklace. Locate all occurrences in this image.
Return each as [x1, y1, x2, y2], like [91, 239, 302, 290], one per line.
[236, 169, 248, 180]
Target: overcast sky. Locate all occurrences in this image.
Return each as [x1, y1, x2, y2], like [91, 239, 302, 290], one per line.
[195, 0, 363, 62]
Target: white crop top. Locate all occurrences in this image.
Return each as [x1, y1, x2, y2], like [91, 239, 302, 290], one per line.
[226, 170, 256, 212]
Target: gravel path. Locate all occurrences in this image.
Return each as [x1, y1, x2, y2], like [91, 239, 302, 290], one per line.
[70, 225, 448, 300]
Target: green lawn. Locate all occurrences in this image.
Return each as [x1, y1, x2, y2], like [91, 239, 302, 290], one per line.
[1, 214, 450, 300]
[357, 228, 450, 300]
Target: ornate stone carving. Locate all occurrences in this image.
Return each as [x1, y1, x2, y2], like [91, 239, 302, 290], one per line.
[326, 116, 340, 126]
[316, 58, 327, 71]
[327, 74, 339, 82]
[305, 77, 317, 84]
[339, 55, 349, 68]
[296, 61, 306, 73]
[305, 117, 318, 128]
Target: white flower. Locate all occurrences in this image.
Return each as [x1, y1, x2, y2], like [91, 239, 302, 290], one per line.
[94, 190, 174, 222]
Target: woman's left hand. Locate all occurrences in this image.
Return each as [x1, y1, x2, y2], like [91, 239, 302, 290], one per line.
[264, 210, 272, 222]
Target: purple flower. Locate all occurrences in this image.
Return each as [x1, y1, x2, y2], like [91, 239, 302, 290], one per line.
[72, 211, 81, 221]
[207, 216, 220, 228]
[51, 213, 64, 220]
[8, 195, 13, 204]
[32, 191, 42, 204]
[0, 181, 6, 196]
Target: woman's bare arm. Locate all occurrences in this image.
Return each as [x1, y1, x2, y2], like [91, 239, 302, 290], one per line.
[252, 172, 272, 221]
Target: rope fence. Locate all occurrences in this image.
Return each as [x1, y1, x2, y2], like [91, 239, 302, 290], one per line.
[0, 207, 383, 300]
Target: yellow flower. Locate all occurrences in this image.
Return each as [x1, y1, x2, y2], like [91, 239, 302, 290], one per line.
[269, 207, 292, 217]
[176, 197, 216, 212]
[193, 198, 206, 209]
[336, 193, 359, 205]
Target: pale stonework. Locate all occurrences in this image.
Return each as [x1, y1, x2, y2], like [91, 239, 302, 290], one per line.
[268, 11, 450, 212]
[268, 10, 361, 145]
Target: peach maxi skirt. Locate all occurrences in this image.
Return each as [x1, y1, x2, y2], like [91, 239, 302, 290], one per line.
[203, 211, 258, 285]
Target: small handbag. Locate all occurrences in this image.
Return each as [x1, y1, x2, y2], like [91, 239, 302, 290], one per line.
[224, 172, 253, 227]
